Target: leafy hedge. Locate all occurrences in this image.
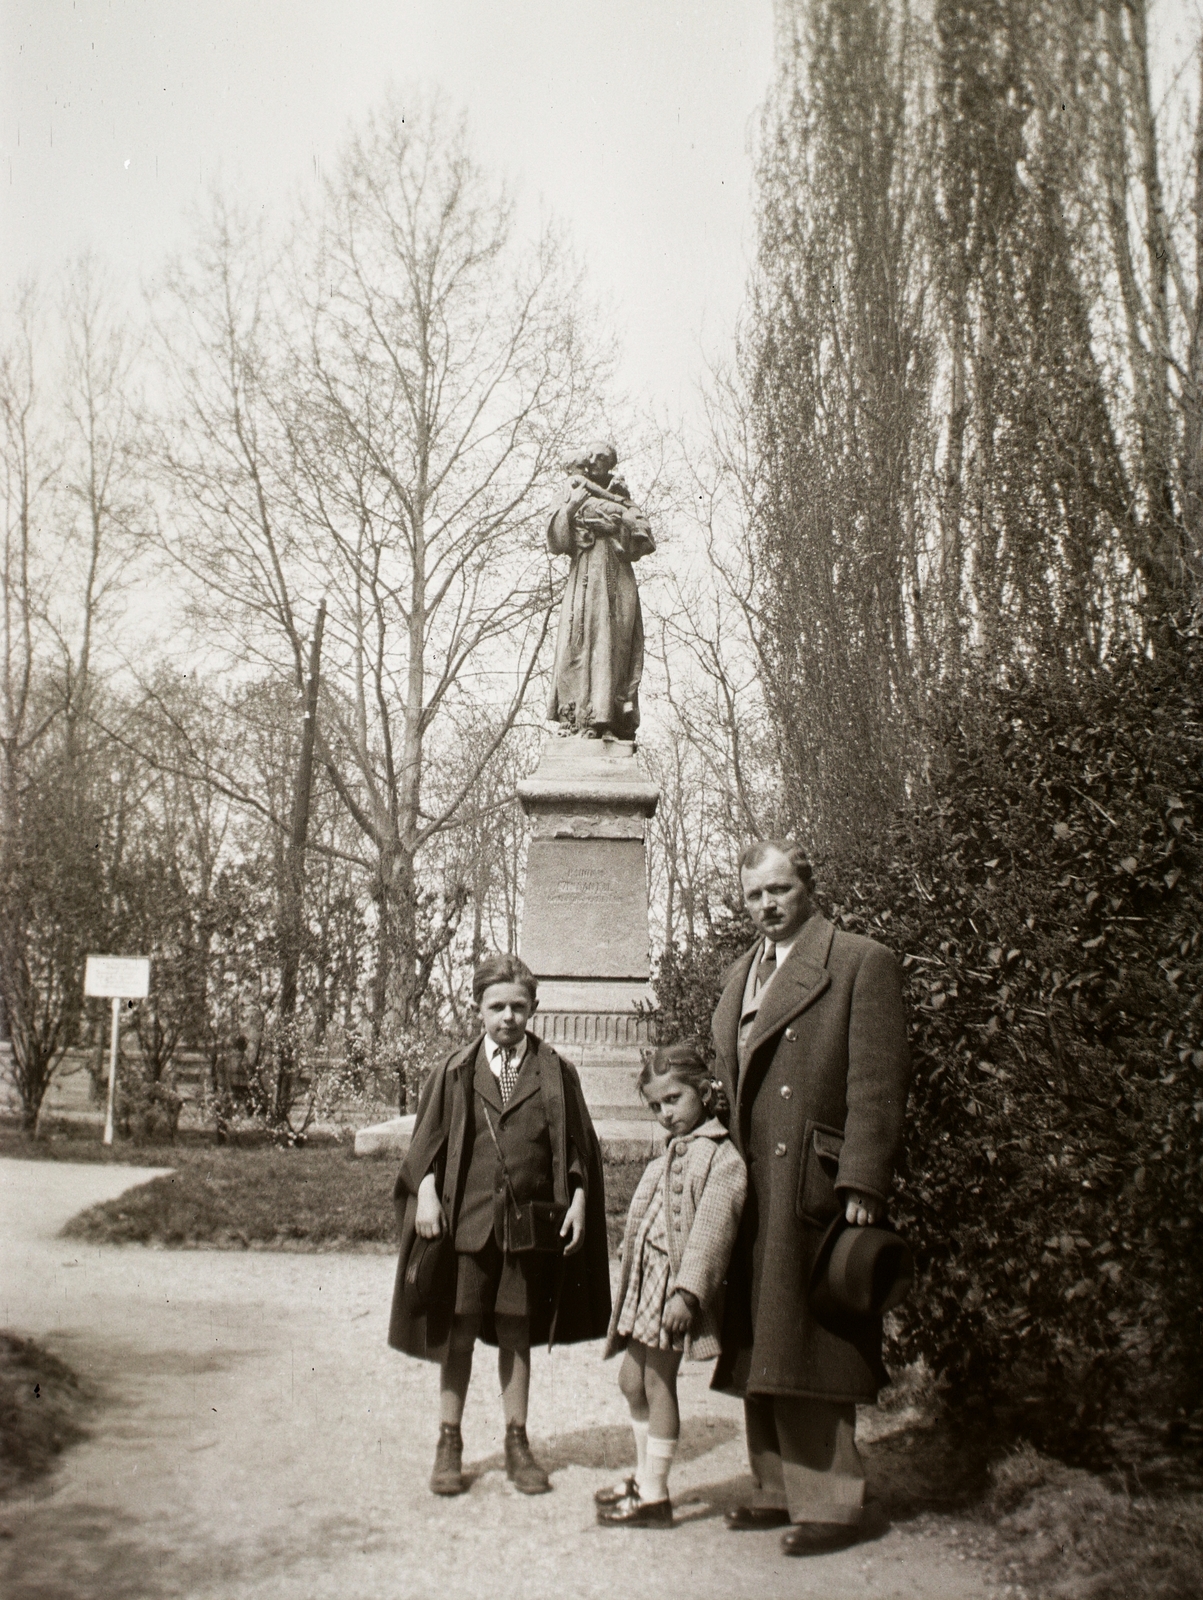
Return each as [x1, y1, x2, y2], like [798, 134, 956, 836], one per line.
[655, 621, 1203, 1459]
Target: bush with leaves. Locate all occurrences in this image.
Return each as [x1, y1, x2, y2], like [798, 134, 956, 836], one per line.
[820, 624, 1203, 1458]
[650, 897, 756, 1051]
[115, 1074, 183, 1145]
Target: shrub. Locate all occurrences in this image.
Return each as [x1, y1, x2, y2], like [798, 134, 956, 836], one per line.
[115, 1077, 183, 1145]
[821, 624, 1203, 1457]
[650, 899, 756, 1049]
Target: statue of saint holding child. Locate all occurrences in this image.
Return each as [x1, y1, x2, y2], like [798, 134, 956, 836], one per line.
[545, 442, 655, 742]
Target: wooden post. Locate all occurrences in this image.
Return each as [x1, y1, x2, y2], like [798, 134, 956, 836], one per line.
[103, 997, 120, 1146]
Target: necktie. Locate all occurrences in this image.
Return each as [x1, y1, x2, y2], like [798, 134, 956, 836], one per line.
[496, 1047, 519, 1104]
[755, 943, 777, 992]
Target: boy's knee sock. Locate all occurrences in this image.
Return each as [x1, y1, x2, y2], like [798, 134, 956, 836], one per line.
[639, 1435, 677, 1503]
[631, 1418, 649, 1482]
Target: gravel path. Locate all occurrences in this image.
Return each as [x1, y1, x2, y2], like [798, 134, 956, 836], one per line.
[0, 1159, 993, 1600]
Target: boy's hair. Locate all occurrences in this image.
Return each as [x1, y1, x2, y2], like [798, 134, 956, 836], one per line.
[638, 1040, 730, 1124]
[471, 952, 538, 1006]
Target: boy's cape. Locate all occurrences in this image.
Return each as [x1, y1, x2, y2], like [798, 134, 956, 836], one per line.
[388, 1033, 611, 1359]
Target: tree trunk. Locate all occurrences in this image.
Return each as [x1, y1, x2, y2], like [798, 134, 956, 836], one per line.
[275, 599, 326, 1125]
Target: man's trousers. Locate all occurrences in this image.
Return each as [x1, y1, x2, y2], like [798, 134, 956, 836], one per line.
[744, 1394, 865, 1526]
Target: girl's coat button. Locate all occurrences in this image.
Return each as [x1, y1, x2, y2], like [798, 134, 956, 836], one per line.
[779, 1085, 792, 1099]
[774, 1142, 787, 1157]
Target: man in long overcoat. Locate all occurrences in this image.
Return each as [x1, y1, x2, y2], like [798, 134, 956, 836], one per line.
[711, 839, 910, 1556]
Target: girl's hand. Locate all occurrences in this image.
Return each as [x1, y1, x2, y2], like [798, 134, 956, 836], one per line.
[415, 1173, 444, 1239]
[560, 1187, 587, 1256]
[661, 1290, 696, 1337]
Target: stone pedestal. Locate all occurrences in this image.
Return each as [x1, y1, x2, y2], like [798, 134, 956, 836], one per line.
[518, 736, 659, 1120]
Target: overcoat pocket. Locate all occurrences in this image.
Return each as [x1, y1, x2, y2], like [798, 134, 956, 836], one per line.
[796, 1120, 845, 1224]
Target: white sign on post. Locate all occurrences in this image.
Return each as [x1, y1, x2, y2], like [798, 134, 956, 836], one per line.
[84, 956, 151, 999]
[84, 955, 151, 1144]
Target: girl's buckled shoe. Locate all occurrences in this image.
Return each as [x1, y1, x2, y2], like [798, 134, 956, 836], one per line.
[594, 1474, 637, 1507]
[597, 1487, 673, 1527]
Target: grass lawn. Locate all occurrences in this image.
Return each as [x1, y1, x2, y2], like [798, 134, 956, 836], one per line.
[0, 1333, 91, 1499]
[0, 1128, 646, 1254]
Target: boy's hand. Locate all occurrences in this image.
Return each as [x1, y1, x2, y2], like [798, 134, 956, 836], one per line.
[662, 1290, 696, 1337]
[415, 1173, 444, 1239]
[843, 1191, 882, 1227]
[560, 1187, 587, 1256]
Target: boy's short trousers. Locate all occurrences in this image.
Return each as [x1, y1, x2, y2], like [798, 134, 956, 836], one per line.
[454, 1235, 552, 1325]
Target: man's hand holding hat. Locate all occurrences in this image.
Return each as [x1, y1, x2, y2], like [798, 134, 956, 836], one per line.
[843, 1191, 881, 1227]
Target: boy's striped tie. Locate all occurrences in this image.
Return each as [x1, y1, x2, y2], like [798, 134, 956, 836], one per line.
[497, 1047, 519, 1104]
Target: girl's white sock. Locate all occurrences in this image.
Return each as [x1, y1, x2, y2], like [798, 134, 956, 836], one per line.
[632, 1418, 649, 1483]
[639, 1435, 677, 1503]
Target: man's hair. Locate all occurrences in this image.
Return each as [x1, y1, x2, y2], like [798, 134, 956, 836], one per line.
[471, 952, 538, 1006]
[737, 837, 814, 888]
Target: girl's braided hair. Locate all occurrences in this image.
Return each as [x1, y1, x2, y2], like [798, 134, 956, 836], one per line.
[637, 1039, 730, 1125]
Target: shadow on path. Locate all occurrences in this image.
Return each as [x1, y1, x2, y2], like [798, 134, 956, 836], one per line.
[465, 1415, 740, 1483]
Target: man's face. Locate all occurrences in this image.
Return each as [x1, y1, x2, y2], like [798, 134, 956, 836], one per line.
[478, 982, 536, 1047]
[740, 848, 814, 944]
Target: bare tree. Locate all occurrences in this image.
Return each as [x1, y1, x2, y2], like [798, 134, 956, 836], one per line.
[152, 95, 609, 1053]
[0, 287, 57, 858]
[0, 269, 141, 1126]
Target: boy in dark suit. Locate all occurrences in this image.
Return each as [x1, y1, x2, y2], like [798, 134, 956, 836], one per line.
[388, 954, 610, 1496]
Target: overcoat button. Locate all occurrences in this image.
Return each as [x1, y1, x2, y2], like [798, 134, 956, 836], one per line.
[780, 1085, 792, 1099]
[785, 1028, 798, 1041]
[775, 1142, 787, 1157]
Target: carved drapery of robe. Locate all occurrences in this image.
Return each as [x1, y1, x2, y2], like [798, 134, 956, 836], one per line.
[546, 488, 655, 740]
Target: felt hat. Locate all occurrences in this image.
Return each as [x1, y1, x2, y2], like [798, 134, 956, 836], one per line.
[402, 1231, 453, 1315]
[808, 1211, 914, 1334]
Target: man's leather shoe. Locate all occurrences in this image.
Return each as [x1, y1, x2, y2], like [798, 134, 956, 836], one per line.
[430, 1423, 465, 1495]
[594, 1474, 637, 1507]
[724, 1505, 791, 1530]
[597, 1488, 673, 1527]
[781, 1520, 859, 1556]
[504, 1423, 551, 1494]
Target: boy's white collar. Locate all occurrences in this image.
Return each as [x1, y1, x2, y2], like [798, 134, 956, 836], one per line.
[483, 1033, 528, 1070]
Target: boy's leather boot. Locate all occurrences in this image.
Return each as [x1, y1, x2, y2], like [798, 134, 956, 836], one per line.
[430, 1423, 465, 1495]
[504, 1423, 551, 1494]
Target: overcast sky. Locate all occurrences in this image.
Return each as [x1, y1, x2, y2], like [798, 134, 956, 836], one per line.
[1, 0, 776, 420]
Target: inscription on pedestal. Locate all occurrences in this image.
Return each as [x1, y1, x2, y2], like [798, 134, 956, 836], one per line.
[522, 838, 650, 979]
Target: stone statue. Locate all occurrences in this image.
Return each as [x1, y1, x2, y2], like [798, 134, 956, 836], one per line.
[546, 441, 655, 741]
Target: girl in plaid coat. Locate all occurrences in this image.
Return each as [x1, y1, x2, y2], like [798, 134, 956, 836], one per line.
[597, 1042, 747, 1528]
